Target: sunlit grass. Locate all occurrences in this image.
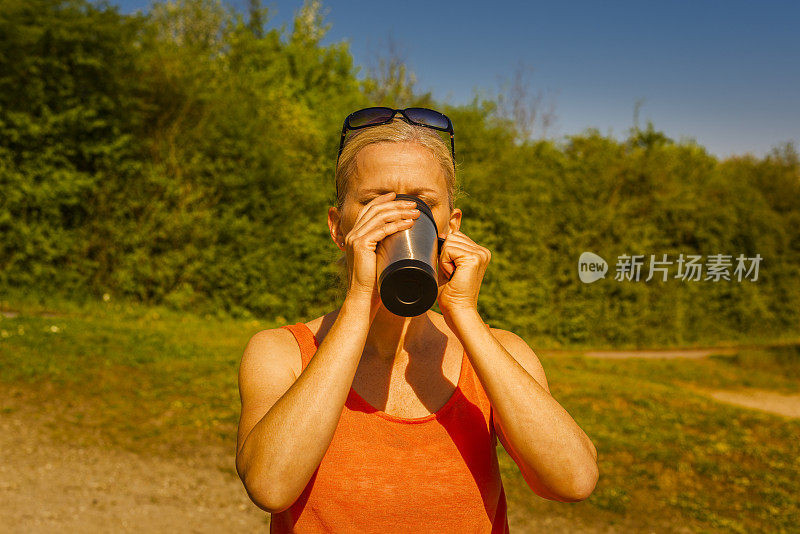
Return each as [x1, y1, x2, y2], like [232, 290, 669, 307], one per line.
[506, 349, 800, 532]
[1, 294, 798, 532]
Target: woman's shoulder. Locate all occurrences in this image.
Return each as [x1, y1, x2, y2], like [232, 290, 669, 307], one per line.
[241, 324, 307, 380]
[484, 327, 550, 394]
[282, 312, 337, 375]
[242, 309, 344, 380]
[242, 312, 326, 378]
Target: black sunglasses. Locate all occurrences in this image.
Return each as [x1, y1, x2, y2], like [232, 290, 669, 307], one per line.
[336, 107, 456, 200]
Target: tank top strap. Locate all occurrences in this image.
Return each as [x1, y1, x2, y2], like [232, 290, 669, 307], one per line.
[279, 322, 318, 371]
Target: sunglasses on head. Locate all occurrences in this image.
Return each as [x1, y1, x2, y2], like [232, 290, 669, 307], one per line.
[336, 107, 456, 200]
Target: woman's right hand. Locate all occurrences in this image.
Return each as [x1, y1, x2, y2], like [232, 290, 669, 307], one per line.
[343, 192, 421, 311]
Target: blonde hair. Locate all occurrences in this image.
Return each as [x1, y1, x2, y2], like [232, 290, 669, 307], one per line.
[332, 118, 460, 280]
[335, 118, 458, 211]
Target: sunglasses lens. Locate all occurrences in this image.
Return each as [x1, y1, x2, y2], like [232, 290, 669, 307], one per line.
[404, 108, 450, 131]
[348, 107, 395, 128]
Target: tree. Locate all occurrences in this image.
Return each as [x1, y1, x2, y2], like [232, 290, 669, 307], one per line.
[494, 60, 557, 143]
[361, 32, 433, 108]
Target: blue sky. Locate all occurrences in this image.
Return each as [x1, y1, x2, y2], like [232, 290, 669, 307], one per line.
[115, 0, 799, 159]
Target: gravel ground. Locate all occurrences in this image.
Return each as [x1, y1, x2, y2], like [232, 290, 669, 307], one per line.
[0, 385, 270, 534]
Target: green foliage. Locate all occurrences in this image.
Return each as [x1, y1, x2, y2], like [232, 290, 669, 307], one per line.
[1, 0, 798, 346]
[0, 0, 146, 293]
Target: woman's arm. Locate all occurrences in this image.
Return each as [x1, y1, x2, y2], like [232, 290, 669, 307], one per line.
[449, 309, 598, 502]
[436, 229, 597, 502]
[236, 192, 421, 512]
[235, 292, 373, 513]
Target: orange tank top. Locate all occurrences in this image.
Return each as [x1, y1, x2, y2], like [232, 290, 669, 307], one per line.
[269, 322, 510, 533]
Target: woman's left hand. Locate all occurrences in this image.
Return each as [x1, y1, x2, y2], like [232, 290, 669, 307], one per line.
[437, 230, 491, 317]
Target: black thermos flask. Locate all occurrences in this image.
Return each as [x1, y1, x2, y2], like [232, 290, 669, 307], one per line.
[376, 194, 445, 317]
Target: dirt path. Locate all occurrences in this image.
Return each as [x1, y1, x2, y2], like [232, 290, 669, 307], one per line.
[684, 385, 800, 419]
[581, 349, 800, 419]
[0, 386, 270, 533]
[583, 348, 738, 359]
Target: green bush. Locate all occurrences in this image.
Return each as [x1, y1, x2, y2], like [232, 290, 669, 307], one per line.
[1, 0, 798, 347]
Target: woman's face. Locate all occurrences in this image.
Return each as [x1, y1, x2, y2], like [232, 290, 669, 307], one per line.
[329, 140, 462, 275]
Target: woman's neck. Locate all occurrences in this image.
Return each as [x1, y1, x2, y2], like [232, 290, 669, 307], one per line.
[363, 307, 437, 362]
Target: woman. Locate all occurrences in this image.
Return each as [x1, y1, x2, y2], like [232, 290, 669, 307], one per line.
[235, 107, 598, 533]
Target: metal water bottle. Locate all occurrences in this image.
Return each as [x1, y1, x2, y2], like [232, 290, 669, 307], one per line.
[376, 194, 445, 317]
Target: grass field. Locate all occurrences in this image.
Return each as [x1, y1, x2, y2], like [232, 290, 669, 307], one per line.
[1, 294, 798, 533]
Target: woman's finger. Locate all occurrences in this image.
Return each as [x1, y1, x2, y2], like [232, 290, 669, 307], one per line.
[348, 206, 421, 246]
[353, 194, 417, 229]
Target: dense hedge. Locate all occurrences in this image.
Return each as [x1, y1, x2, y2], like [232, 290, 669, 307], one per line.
[1, 0, 798, 346]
